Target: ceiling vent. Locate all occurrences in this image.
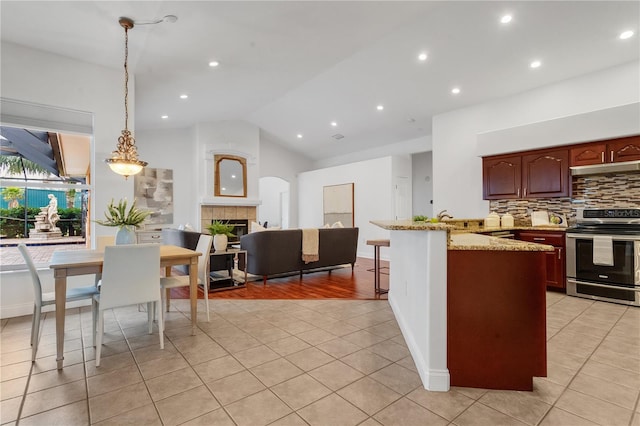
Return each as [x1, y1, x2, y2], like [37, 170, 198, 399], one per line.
[332, 134, 344, 140]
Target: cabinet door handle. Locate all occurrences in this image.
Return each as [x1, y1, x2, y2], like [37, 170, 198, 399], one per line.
[533, 237, 546, 241]
[524, 187, 527, 197]
[601, 152, 605, 163]
[517, 188, 520, 197]
[557, 247, 562, 260]
[151, 235, 160, 239]
[610, 151, 614, 162]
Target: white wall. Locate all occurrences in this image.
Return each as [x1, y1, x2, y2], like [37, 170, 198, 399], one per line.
[432, 61, 640, 219]
[1, 42, 132, 238]
[259, 134, 313, 228]
[412, 151, 433, 217]
[298, 156, 403, 259]
[258, 177, 290, 228]
[196, 120, 261, 207]
[1, 41, 127, 317]
[313, 135, 431, 169]
[135, 126, 198, 227]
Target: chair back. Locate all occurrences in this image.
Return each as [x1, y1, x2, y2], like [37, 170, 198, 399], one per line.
[195, 234, 214, 284]
[99, 244, 160, 310]
[96, 236, 116, 251]
[17, 244, 43, 306]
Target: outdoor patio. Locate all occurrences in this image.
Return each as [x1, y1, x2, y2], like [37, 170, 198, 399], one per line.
[0, 237, 86, 267]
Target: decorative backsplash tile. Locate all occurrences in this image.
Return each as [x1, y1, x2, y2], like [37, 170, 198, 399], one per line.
[489, 172, 640, 225]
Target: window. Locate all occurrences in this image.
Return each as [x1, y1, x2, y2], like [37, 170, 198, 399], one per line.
[1, 125, 91, 270]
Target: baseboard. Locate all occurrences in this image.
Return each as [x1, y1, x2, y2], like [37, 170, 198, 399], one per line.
[388, 293, 450, 392]
[0, 299, 92, 319]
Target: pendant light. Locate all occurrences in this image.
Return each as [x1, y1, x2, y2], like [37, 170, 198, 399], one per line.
[105, 17, 147, 179]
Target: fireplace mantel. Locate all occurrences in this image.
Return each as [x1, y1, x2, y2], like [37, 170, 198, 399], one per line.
[200, 197, 261, 206]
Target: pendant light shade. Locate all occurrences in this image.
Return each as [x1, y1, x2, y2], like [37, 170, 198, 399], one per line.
[105, 17, 147, 179]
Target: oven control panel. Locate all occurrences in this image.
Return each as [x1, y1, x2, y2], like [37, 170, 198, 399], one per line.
[583, 209, 640, 219]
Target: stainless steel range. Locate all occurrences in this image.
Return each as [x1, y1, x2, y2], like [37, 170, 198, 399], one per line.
[566, 208, 640, 306]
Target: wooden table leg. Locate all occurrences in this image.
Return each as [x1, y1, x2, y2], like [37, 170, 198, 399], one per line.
[189, 256, 198, 335]
[165, 266, 172, 312]
[54, 273, 67, 369]
[374, 246, 380, 293]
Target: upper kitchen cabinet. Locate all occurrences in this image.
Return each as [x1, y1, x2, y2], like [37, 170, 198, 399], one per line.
[483, 154, 521, 199]
[570, 135, 640, 166]
[610, 136, 640, 163]
[522, 149, 570, 198]
[483, 148, 569, 200]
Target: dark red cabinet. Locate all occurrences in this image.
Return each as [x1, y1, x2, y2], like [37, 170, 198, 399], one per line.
[482, 155, 521, 199]
[483, 148, 569, 200]
[517, 230, 566, 291]
[570, 135, 640, 166]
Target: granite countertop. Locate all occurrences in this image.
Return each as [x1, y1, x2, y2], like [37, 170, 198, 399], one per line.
[371, 219, 556, 252]
[370, 220, 455, 231]
[448, 233, 554, 252]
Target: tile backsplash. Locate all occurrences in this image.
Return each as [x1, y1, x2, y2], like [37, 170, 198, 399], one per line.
[489, 172, 640, 225]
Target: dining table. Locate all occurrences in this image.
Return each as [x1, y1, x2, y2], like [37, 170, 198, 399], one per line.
[49, 244, 201, 369]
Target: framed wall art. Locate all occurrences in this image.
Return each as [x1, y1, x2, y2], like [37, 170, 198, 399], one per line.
[134, 167, 174, 225]
[323, 183, 354, 227]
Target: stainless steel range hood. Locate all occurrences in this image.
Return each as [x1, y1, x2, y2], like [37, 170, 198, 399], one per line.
[570, 160, 640, 176]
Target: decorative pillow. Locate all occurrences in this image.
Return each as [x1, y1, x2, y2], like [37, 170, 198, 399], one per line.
[332, 221, 344, 228]
[323, 223, 331, 228]
[251, 221, 266, 233]
[267, 226, 281, 231]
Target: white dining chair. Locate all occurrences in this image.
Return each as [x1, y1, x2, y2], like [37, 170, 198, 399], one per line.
[94, 244, 163, 367]
[160, 234, 213, 324]
[18, 244, 99, 362]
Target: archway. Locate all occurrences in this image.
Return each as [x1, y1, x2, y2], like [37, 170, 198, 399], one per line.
[258, 176, 290, 229]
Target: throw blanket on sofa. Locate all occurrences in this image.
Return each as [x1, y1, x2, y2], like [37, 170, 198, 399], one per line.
[301, 228, 319, 263]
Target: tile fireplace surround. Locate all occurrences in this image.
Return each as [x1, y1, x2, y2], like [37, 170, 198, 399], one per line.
[201, 205, 257, 233]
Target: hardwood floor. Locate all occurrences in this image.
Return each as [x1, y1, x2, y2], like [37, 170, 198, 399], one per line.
[170, 257, 389, 300]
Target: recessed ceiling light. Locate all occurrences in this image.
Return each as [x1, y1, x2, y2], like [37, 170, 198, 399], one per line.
[208, 60, 220, 67]
[500, 14, 512, 24]
[231, 174, 236, 179]
[297, 134, 303, 139]
[530, 60, 542, 69]
[377, 105, 384, 111]
[451, 87, 461, 95]
[331, 121, 338, 127]
[619, 30, 634, 40]
[179, 94, 188, 99]
[161, 115, 168, 119]
[418, 52, 428, 61]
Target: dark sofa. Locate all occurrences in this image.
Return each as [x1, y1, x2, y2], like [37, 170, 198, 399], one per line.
[240, 227, 359, 284]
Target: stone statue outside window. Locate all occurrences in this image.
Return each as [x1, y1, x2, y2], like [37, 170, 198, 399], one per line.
[29, 193, 63, 239]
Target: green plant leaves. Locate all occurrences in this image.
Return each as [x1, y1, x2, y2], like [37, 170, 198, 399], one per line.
[95, 198, 151, 228]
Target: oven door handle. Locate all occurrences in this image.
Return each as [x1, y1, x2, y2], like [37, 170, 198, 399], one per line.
[567, 278, 640, 292]
[566, 233, 640, 242]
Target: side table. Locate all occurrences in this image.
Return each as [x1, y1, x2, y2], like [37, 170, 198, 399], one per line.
[208, 249, 248, 291]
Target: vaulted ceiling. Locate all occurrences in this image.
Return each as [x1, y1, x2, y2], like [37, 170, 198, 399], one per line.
[1, 1, 638, 160]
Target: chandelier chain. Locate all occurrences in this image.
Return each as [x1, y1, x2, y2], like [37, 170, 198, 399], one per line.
[124, 26, 129, 131]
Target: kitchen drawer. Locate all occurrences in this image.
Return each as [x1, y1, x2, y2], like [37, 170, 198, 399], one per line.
[136, 230, 163, 244]
[517, 231, 565, 247]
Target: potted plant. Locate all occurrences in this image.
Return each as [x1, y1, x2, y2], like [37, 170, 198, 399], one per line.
[95, 198, 151, 244]
[207, 220, 235, 251]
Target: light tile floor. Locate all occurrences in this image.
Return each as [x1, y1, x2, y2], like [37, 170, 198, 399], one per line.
[1, 293, 639, 425]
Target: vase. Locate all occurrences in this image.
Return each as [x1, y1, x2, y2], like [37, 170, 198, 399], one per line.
[115, 225, 137, 245]
[213, 234, 228, 252]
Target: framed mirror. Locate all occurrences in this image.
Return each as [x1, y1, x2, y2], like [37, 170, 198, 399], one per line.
[214, 154, 247, 197]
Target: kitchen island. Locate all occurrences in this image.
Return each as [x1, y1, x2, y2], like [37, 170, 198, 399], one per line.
[371, 221, 552, 392]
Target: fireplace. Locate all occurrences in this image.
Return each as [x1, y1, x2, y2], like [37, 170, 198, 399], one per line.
[201, 205, 257, 245]
[212, 219, 248, 245]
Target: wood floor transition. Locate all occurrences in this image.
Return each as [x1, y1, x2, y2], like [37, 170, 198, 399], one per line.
[169, 257, 389, 300]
